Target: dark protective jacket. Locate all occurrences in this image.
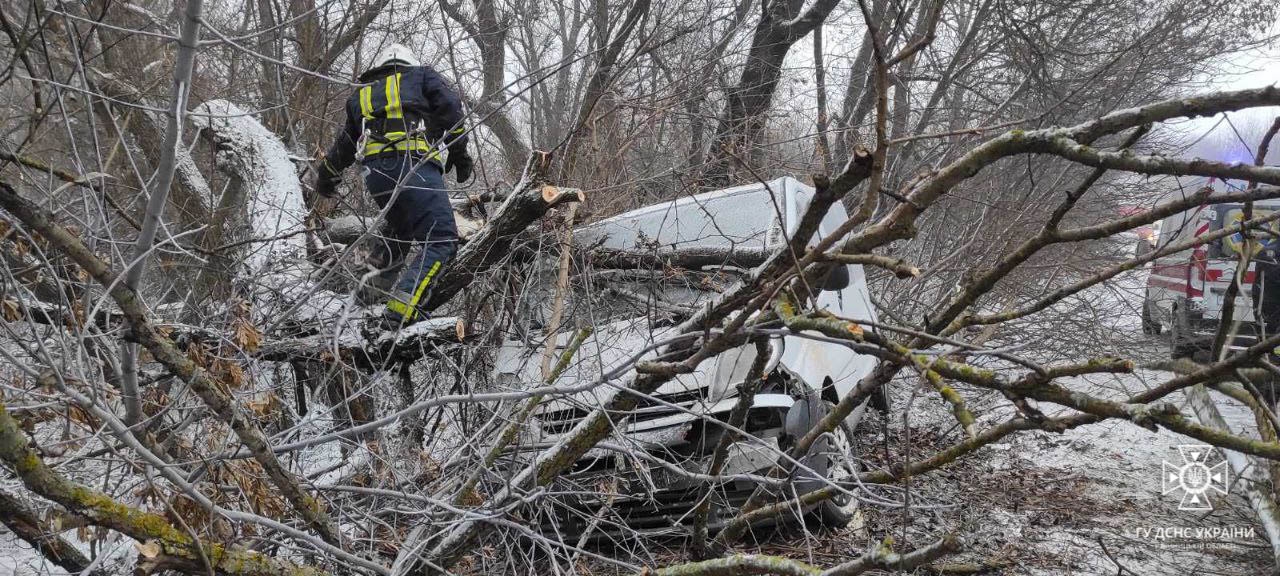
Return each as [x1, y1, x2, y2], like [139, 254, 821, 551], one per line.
[1255, 251, 1280, 336]
[318, 64, 469, 182]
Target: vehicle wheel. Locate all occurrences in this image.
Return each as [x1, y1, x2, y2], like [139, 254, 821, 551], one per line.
[868, 382, 891, 413]
[1142, 296, 1162, 336]
[1170, 305, 1200, 359]
[815, 420, 862, 528]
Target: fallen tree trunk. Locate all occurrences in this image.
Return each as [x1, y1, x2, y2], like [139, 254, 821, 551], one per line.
[255, 316, 465, 368]
[583, 245, 769, 271]
[189, 100, 307, 277]
[322, 211, 483, 247]
[424, 152, 584, 312]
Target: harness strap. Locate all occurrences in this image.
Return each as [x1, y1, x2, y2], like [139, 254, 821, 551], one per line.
[358, 72, 438, 160]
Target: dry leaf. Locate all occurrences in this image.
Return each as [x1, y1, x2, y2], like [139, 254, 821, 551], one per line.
[1, 299, 19, 322]
[232, 317, 262, 353]
[247, 394, 279, 417]
[135, 540, 162, 559]
[215, 359, 246, 389]
[186, 343, 207, 366]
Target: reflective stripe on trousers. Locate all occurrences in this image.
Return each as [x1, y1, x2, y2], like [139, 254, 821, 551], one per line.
[362, 154, 457, 320]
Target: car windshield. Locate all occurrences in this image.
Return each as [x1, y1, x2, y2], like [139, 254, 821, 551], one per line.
[576, 184, 784, 252]
[546, 183, 791, 328]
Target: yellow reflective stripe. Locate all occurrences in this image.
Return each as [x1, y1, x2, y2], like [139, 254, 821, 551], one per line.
[385, 73, 403, 119]
[407, 261, 443, 310]
[449, 127, 465, 134]
[363, 143, 436, 156]
[363, 141, 435, 155]
[362, 133, 439, 158]
[386, 298, 414, 321]
[386, 260, 443, 322]
[359, 85, 375, 119]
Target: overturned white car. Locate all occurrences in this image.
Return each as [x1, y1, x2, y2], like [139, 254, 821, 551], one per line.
[493, 177, 885, 536]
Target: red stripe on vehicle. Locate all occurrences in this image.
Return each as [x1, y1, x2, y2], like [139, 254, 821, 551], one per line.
[1148, 277, 1191, 292]
[1152, 263, 1189, 277]
[1204, 269, 1257, 283]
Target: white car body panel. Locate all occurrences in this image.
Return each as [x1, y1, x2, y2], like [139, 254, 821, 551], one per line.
[493, 176, 878, 446]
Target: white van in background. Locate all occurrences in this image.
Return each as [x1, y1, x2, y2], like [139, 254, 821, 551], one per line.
[1143, 181, 1280, 357]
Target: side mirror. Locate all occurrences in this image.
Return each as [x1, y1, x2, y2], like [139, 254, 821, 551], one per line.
[823, 265, 851, 291]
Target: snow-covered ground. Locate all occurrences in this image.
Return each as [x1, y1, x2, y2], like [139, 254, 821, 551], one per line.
[739, 345, 1269, 575]
[844, 268, 1274, 574]
[977, 367, 1269, 575]
[0, 268, 1274, 574]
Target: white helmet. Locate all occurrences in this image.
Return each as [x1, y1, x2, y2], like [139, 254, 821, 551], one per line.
[362, 43, 419, 79]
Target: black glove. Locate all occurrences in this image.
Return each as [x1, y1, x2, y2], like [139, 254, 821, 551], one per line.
[311, 159, 342, 198]
[314, 175, 339, 199]
[446, 152, 473, 184]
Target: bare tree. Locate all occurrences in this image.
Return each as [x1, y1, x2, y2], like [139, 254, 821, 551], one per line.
[3, 0, 1280, 574]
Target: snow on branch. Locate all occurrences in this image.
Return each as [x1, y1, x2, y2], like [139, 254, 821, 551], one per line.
[190, 100, 306, 274]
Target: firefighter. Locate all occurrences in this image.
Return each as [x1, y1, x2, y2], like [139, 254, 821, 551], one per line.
[1254, 241, 1280, 404]
[313, 42, 473, 327]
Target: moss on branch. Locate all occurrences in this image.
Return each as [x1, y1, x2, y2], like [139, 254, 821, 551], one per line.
[0, 403, 327, 576]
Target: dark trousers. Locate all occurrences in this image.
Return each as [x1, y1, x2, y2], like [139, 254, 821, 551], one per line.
[361, 154, 458, 310]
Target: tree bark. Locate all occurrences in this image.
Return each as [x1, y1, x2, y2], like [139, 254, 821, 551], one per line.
[0, 490, 100, 575]
[584, 245, 769, 271]
[119, 0, 204, 427]
[703, 0, 841, 185]
[424, 152, 585, 312]
[439, 0, 532, 175]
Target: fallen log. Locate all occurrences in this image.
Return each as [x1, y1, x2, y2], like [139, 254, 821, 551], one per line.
[424, 151, 584, 312]
[582, 245, 769, 271]
[322, 211, 483, 246]
[255, 316, 465, 369]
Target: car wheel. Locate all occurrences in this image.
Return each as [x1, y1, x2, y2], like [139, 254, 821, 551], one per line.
[1142, 295, 1162, 336]
[869, 382, 891, 414]
[1170, 304, 1200, 359]
[815, 419, 862, 528]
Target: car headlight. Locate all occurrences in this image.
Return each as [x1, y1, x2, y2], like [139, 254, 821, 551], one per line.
[708, 337, 783, 402]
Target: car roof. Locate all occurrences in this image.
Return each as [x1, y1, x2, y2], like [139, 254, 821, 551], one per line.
[576, 177, 811, 252]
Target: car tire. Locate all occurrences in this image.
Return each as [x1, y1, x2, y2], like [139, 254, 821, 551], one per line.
[814, 419, 862, 529]
[1142, 295, 1162, 336]
[1170, 303, 1201, 359]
